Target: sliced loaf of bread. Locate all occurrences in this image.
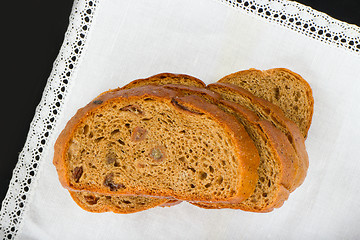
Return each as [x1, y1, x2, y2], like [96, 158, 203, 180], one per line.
[207, 83, 308, 191]
[217, 68, 314, 138]
[54, 85, 260, 203]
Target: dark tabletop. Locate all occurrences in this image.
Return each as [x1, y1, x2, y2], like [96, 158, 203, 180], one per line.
[2, 0, 360, 206]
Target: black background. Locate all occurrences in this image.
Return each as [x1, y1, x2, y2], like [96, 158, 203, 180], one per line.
[2, 0, 360, 206]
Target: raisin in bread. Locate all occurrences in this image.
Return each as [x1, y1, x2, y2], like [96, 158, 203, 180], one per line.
[207, 83, 308, 191]
[218, 68, 314, 138]
[54, 85, 260, 203]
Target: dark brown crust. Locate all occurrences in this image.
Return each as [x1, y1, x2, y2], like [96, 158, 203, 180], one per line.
[207, 83, 308, 192]
[163, 84, 222, 104]
[54, 85, 260, 203]
[121, 73, 206, 90]
[68, 191, 168, 214]
[218, 68, 314, 138]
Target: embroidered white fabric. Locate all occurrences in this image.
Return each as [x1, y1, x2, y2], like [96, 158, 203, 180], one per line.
[1, 0, 359, 239]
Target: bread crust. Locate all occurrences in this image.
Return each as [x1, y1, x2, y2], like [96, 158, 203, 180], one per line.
[121, 73, 206, 90]
[68, 191, 167, 214]
[207, 83, 308, 191]
[218, 68, 314, 138]
[54, 85, 260, 203]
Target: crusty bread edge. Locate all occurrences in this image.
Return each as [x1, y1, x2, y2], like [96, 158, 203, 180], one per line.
[121, 73, 206, 90]
[68, 191, 168, 214]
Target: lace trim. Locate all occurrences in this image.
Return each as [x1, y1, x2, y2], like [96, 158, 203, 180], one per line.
[1, 0, 358, 239]
[218, 0, 360, 54]
[0, 0, 99, 239]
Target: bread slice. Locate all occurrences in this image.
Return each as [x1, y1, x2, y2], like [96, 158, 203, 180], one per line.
[217, 68, 314, 138]
[207, 83, 308, 191]
[157, 85, 296, 211]
[121, 73, 206, 89]
[68, 73, 204, 213]
[54, 85, 260, 203]
[192, 101, 295, 212]
[69, 191, 168, 214]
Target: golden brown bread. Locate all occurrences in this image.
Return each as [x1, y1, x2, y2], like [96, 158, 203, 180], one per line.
[54, 85, 260, 203]
[55, 70, 312, 213]
[217, 68, 314, 138]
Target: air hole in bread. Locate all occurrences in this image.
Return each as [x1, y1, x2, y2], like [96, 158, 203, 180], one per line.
[198, 171, 207, 180]
[274, 87, 280, 100]
[83, 125, 89, 134]
[110, 129, 120, 136]
[216, 176, 223, 185]
[117, 139, 125, 145]
[94, 136, 104, 143]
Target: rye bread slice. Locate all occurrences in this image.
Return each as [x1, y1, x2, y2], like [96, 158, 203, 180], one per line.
[68, 73, 203, 213]
[54, 85, 260, 203]
[192, 101, 296, 212]
[160, 85, 296, 212]
[217, 68, 314, 138]
[207, 83, 308, 191]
